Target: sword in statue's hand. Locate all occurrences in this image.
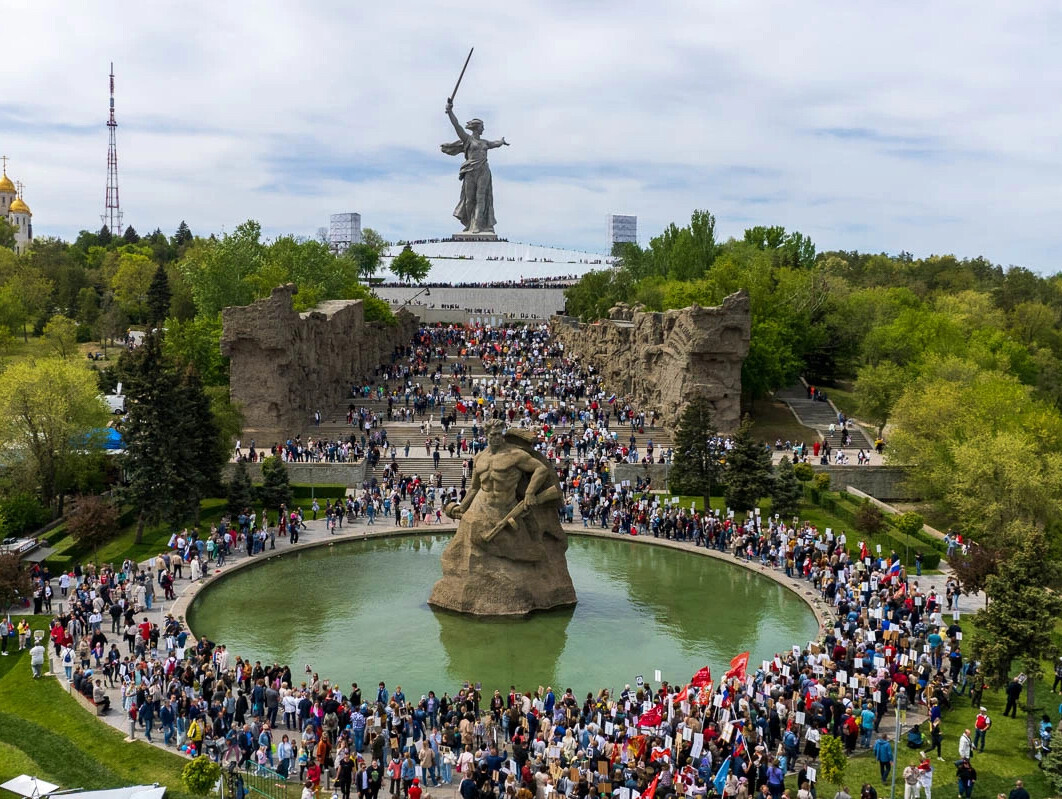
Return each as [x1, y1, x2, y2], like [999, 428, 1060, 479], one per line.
[448, 47, 474, 106]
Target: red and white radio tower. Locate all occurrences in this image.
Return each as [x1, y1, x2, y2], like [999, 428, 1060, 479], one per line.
[101, 62, 123, 236]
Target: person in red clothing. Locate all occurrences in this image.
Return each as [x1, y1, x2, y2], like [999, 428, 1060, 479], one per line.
[138, 617, 151, 643]
[408, 778, 421, 799]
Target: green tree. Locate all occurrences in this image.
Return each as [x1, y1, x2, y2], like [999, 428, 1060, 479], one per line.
[770, 456, 802, 518]
[360, 227, 388, 254]
[344, 242, 382, 281]
[817, 734, 846, 784]
[256, 456, 293, 511]
[0, 257, 53, 341]
[0, 217, 16, 250]
[76, 286, 101, 328]
[175, 366, 224, 524]
[971, 524, 1062, 738]
[667, 397, 722, 510]
[181, 755, 221, 796]
[389, 246, 432, 284]
[122, 225, 140, 245]
[724, 416, 772, 512]
[854, 361, 909, 436]
[121, 332, 185, 543]
[172, 220, 193, 248]
[854, 500, 885, 534]
[178, 220, 264, 316]
[66, 494, 119, 559]
[0, 358, 109, 515]
[110, 251, 155, 320]
[0, 552, 32, 611]
[43, 314, 79, 358]
[226, 460, 254, 517]
[163, 315, 227, 386]
[146, 263, 172, 327]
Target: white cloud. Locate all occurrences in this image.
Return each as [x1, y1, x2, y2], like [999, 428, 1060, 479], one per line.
[1, 0, 1059, 270]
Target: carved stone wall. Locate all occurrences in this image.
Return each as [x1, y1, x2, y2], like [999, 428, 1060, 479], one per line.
[221, 284, 418, 437]
[551, 291, 750, 431]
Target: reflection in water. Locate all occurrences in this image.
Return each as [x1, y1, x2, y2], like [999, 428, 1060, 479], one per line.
[433, 605, 575, 692]
[188, 534, 818, 697]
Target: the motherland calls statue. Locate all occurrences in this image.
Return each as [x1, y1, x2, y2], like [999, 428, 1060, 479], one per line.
[440, 98, 508, 237]
[429, 421, 577, 616]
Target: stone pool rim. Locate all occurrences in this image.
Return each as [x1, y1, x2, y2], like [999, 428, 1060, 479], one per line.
[176, 524, 830, 648]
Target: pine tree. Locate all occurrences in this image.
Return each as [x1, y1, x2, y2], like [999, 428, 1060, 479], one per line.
[257, 456, 293, 512]
[146, 263, 172, 327]
[724, 415, 772, 512]
[226, 460, 254, 517]
[122, 331, 183, 543]
[971, 523, 1062, 739]
[770, 456, 802, 518]
[173, 220, 193, 247]
[668, 396, 722, 510]
[122, 225, 140, 244]
[175, 365, 223, 524]
[98, 225, 112, 246]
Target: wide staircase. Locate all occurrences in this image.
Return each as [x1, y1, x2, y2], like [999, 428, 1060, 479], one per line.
[313, 347, 673, 490]
[775, 384, 873, 450]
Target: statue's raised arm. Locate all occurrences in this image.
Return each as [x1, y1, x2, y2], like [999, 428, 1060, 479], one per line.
[444, 100, 469, 144]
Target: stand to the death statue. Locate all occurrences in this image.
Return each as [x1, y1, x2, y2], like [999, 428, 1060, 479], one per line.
[429, 424, 576, 616]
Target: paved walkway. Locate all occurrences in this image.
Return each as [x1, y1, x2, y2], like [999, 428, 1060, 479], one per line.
[775, 383, 879, 460]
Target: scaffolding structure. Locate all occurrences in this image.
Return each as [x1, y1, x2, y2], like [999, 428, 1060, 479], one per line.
[608, 214, 637, 249]
[101, 62, 123, 236]
[328, 212, 362, 253]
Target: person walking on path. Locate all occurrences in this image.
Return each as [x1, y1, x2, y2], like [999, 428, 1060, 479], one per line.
[873, 734, 893, 784]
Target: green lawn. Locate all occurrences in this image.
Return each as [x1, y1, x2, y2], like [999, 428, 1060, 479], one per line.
[43, 485, 349, 571]
[790, 612, 1053, 797]
[749, 399, 819, 446]
[0, 617, 191, 796]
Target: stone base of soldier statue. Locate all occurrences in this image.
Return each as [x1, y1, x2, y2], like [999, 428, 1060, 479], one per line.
[450, 232, 499, 242]
[428, 422, 577, 616]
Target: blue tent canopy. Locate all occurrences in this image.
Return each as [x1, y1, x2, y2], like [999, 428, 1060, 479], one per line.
[85, 427, 124, 450]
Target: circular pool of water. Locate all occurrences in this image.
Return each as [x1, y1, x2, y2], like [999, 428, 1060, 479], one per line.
[187, 534, 818, 697]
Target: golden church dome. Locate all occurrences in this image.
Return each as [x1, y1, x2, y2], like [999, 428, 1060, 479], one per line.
[8, 197, 30, 215]
[0, 173, 15, 195]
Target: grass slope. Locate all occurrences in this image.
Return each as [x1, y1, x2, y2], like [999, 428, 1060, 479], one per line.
[0, 618, 191, 797]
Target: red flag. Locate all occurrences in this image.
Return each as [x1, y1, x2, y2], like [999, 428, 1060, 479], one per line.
[650, 747, 671, 762]
[638, 704, 664, 728]
[726, 652, 750, 680]
[674, 684, 689, 703]
[643, 775, 660, 799]
[691, 665, 712, 687]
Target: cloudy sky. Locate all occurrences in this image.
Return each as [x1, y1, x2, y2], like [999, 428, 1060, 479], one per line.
[2, 1, 1060, 269]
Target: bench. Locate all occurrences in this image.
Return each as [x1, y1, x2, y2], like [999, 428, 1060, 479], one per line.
[69, 683, 106, 716]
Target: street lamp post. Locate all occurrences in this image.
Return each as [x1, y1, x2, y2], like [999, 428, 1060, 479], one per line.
[890, 703, 900, 799]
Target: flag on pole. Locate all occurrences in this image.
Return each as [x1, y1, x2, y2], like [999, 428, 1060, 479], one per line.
[726, 652, 750, 680]
[674, 684, 689, 703]
[690, 666, 712, 687]
[643, 774, 660, 799]
[638, 704, 664, 728]
[712, 757, 731, 796]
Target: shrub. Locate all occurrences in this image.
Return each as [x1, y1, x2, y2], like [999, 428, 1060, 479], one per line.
[793, 462, 814, 482]
[182, 755, 221, 796]
[818, 734, 846, 783]
[813, 472, 831, 491]
[0, 493, 50, 537]
[854, 500, 885, 534]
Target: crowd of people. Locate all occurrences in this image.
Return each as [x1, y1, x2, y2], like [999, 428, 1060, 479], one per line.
[11, 321, 1039, 798]
[16, 471, 1019, 799]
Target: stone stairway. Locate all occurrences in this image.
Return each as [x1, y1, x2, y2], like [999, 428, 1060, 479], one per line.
[776, 384, 873, 450]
